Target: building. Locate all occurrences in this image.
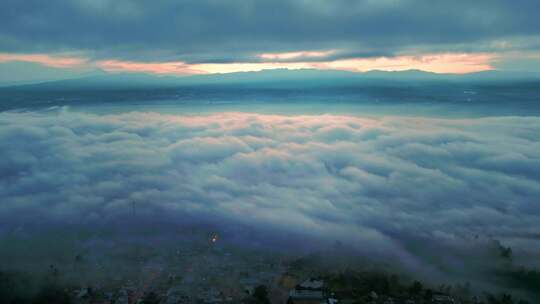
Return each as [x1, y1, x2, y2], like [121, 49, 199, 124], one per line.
[287, 278, 336, 304]
[432, 291, 457, 304]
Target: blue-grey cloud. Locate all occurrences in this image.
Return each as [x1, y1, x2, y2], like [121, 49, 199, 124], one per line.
[1, 110, 539, 281]
[1, 0, 540, 62]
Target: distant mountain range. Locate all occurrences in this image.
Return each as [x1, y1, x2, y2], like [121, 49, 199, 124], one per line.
[1, 68, 539, 113]
[2, 68, 540, 91]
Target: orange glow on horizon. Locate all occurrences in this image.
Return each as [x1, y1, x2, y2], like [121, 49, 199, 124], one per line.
[318, 53, 496, 74]
[0, 53, 88, 68]
[0, 52, 496, 75]
[193, 61, 311, 74]
[96, 59, 207, 75]
[194, 53, 495, 74]
[259, 50, 336, 60]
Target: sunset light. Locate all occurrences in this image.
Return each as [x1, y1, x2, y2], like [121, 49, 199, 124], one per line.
[0, 51, 496, 75]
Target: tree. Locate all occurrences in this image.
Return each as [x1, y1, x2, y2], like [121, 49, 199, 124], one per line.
[501, 246, 513, 260]
[32, 285, 71, 304]
[408, 281, 423, 296]
[500, 293, 514, 304]
[486, 293, 515, 304]
[253, 285, 270, 304]
[141, 291, 160, 304]
[424, 289, 433, 302]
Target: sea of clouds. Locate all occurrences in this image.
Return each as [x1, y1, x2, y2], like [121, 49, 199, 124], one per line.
[1, 109, 539, 281]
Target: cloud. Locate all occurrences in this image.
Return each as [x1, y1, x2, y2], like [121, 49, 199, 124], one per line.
[0, 53, 88, 68]
[258, 50, 337, 61]
[95, 59, 205, 75]
[3, 0, 540, 77]
[0, 110, 539, 300]
[1, 110, 539, 270]
[1, 0, 539, 63]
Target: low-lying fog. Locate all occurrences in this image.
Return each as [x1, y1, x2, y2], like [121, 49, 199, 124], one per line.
[1, 106, 539, 297]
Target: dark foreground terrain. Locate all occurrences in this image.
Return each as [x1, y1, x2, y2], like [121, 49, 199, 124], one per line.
[1, 240, 538, 304]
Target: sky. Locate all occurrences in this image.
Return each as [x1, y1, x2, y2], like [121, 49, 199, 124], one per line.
[1, 0, 540, 83]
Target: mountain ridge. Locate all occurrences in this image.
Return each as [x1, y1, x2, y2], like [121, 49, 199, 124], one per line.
[2, 68, 540, 91]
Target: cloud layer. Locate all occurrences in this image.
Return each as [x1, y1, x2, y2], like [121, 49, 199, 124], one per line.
[2, 0, 540, 62]
[1, 110, 539, 234]
[3, 0, 540, 79]
[0, 110, 540, 281]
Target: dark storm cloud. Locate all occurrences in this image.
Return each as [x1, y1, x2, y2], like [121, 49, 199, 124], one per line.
[1, 0, 540, 62]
